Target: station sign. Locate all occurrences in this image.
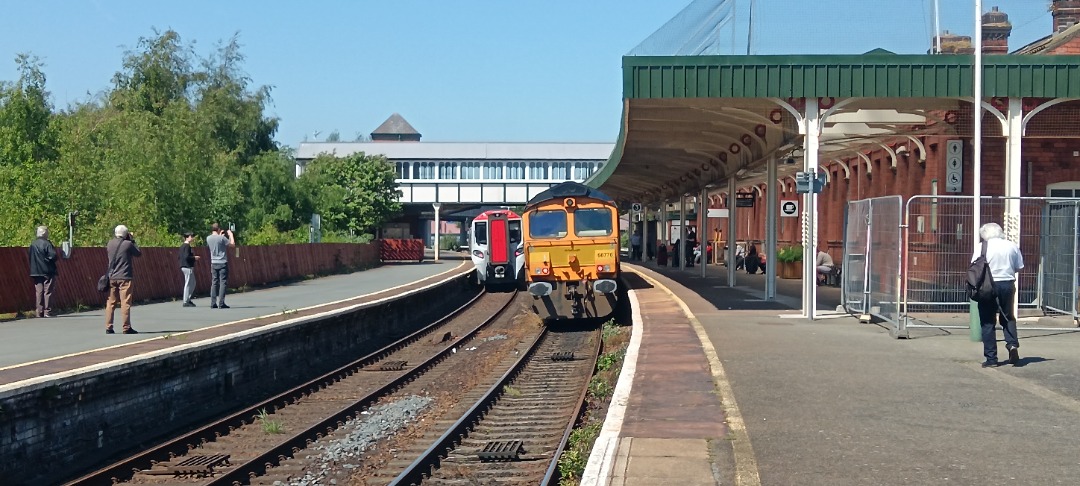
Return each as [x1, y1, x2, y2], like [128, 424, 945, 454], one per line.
[735, 193, 755, 207]
[945, 140, 963, 193]
[780, 198, 799, 217]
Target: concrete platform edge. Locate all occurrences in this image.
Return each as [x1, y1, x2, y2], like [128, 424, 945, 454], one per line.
[0, 261, 469, 396]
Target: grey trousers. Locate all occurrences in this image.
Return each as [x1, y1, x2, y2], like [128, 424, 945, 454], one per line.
[32, 275, 55, 317]
[182, 267, 195, 303]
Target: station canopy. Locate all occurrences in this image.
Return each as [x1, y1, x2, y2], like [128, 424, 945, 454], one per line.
[588, 0, 1080, 205]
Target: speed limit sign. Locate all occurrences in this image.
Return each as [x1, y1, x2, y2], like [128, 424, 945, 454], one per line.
[780, 198, 799, 217]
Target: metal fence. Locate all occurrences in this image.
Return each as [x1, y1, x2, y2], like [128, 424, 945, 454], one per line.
[843, 196, 902, 329]
[842, 195, 1080, 336]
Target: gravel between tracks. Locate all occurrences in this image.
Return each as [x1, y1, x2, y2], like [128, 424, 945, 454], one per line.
[284, 395, 433, 486]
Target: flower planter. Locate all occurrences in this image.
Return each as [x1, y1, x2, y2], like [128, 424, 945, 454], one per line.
[778, 260, 802, 279]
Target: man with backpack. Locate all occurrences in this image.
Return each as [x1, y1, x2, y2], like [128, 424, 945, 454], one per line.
[970, 223, 1024, 367]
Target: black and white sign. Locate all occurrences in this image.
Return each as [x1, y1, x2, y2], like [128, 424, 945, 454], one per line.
[631, 203, 642, 212]
[780, 198, 799, 217]
[945, 140, 963, 193]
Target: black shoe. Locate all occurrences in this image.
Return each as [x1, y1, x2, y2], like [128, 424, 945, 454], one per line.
[105, 328, 115, 334]
[183, 301, 196, 307]
[210, 303, 218, 309]
[1008, 347, 1020, 365]
[218, 303, 230, 309]
[981, 360, 999, 368]
[123, 328, 138, 334]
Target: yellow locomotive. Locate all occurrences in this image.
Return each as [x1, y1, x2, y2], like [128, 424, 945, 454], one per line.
[522, 181, 620, 321]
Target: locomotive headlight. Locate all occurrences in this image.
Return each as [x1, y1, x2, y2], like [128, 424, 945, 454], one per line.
[596, 264, 604, 272]
[472, 250, 484, 259]
[515, 248, 523, 257]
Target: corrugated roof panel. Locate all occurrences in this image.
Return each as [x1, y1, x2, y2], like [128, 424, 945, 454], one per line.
[624, 54, 1080, 99]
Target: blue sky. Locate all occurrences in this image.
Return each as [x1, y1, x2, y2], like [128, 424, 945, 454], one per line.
[0, 1, 1059, 146]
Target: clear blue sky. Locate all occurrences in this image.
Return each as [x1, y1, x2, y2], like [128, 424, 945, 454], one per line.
[0, 1, 1058, 146]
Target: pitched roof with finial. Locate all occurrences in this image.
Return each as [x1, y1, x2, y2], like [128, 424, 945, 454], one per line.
[371, 113, 421, 137]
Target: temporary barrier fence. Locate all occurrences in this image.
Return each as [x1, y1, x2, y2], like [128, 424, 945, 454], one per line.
[843, 195, 1080, 338]
[842, 196, 902, 333]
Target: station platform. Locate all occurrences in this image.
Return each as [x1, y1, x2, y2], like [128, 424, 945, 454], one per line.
[0, 257, 470, 387]
[585, 261, 1080, 485]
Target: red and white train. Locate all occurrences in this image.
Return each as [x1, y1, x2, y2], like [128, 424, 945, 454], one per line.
[469, 209, 525, 291]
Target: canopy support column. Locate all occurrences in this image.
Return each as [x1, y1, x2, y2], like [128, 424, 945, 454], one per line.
[700, 187, 708, 278]
[766, 155, 778, 300]
[1004, 98, 1023, 242]
[679, 195, 687, 271]
[802, 97, 821, 320]
[727, 177, 738, 287]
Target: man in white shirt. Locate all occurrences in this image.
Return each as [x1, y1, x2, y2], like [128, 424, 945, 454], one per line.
[972, 223, 1024, 367]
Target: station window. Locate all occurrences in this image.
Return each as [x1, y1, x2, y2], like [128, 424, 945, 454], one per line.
[439, 162, 457, 179]
[459, 162, 478, 180]
[551, 162, 569, 180]
[507, 162, 525, 180]
[528, 210, 568, 238]
[1048, 182, 1080, 198]
[484, 162, 502, 180]
[529, 162, 548, 180]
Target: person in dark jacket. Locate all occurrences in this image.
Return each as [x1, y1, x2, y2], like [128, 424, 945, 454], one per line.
[178, 232, 200, 307]
[104, 224, 141, 334]
[29, 225, 59, 318]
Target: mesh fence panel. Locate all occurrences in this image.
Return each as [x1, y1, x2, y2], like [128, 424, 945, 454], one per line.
[868, 197, 902, 325]
[904, 196, 1080, 319]
[843, 199, 870, 315]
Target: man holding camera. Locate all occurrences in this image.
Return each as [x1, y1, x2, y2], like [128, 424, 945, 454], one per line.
[105, 225, 141, 334]
[206, 223, 235, 309]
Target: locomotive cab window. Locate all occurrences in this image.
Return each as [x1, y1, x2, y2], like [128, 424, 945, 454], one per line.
[574, 208, 613, 237]
[509, 220, 522, 243]
[529, 210, 567, 238]
[475, 222, 488, 245]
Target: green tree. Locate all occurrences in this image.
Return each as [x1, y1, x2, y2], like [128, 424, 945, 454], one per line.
[301, 152, 401, 237]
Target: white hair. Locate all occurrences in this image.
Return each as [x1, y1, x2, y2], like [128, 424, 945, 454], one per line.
[979, 222, 1004, 241]
[36, 225, 48, 238]
[114, 224, 129, 238]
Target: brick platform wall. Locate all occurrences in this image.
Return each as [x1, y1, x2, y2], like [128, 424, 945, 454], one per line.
[0, 273, 476, 485]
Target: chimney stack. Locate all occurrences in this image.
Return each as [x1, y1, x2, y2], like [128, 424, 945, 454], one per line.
[1052, 0, 1080, 33]
[981, 6, 1012, 54]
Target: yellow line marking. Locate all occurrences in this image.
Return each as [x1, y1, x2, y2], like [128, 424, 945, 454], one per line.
[627, 268, 762, 486]
[0, 261, 469, 374]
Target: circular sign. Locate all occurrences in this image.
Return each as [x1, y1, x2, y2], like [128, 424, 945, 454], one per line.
[781, 200, 799, 217]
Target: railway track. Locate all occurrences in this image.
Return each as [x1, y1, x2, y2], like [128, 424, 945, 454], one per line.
[364, 323, 602, 486]
[66, 287, 517, 486]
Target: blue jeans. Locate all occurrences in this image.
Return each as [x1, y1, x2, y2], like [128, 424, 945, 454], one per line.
[210, 263, 229, 305]
[977, 280, 1019, 362]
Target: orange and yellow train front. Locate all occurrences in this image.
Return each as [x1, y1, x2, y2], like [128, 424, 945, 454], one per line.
[522, 184, 619, 321]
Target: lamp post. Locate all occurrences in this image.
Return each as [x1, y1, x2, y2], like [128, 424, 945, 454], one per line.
[973, 0, 982, 249]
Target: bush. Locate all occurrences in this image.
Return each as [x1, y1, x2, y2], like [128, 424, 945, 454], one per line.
[776, 245, 803, 263]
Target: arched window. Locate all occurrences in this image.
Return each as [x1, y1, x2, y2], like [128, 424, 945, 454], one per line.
[508, 162, 524, 179]
[552, 162, 569, 180]
[439, 162, 457, 179]
[396, 162, 408, 179]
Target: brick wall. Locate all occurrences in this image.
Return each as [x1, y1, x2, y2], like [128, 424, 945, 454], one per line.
[0, 243, 380, 315]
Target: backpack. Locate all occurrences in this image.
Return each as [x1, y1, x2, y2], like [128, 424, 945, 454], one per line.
[966, 240, 997, 302]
